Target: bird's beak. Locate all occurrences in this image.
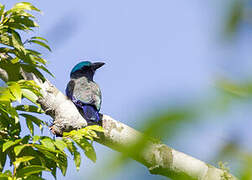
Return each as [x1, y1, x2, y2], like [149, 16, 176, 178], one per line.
[92, 62, 105, 70]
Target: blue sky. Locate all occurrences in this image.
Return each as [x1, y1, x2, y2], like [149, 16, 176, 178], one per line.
[2, 0, 252, 179]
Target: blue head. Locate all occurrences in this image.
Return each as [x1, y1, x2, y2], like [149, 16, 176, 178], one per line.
[70, 61, 105, 79]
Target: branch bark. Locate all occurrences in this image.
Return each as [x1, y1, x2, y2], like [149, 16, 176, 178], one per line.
[21, 73, 237, 180]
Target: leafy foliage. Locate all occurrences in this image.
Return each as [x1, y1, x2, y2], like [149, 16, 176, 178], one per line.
[63, 125, 104, 164]
[0, 2, 103, 179]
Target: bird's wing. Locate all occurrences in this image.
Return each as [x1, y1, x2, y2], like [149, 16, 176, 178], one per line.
[65, 80, 75, 99]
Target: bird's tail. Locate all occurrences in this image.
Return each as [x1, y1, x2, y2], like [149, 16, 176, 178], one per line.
[82, 105, 100, 123]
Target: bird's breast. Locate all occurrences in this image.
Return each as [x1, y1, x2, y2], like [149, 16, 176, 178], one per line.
[72, 77, 101, 110]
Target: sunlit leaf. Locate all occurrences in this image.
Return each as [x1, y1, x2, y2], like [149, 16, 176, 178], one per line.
[9, 82, 21, 102]
[16, 165, 50, 177]
[41, 137, 55, 151]
[74, 150, 81, 171]
[14, 156, 35, 167]
[31, 36, 48, 42]
[11, 2, 40, 12]
[10, 57, 20, 64]
[74, 137, 96, 163]
[85, 125, 104, 133]
[2, 141, 15, 153]
[0, 87, 13, 102]
[29, 40, 51, 51]
[32, 56, 47, 65]
[32, 135, 40, 143]
[17, 10, 35, 18]
[3, 139, 22, 152]
[21, 89, 38, 104]
[0, 4, 5, 18]
[62, 138, 75, 155]
[53, 139, 66, 152]
[14, 145, 27, 156]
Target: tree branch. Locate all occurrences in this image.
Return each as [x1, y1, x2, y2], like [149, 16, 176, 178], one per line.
[19, 73, 238, 180]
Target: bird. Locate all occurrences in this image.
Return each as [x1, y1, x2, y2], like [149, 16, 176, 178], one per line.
[66, 61, 105, 123]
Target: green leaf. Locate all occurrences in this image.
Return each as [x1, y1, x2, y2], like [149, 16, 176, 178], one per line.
[19, 80, 41, 90]
[0, 87, 15, 102]
[2, 170, 12, 177]
[31, 36, 48, 42]
[63, 138, 76, 155]
[83, 142, 96, 163]
[74, 137, 96, 163]
[6, 21, 27, 30]
[16, 165, 50, 177]
[0, 33, 12, 47]
[16, 105, 44, 114]
[0, 172, 10, 179]
[21, 64, 46, 82]
[37, 65, 54, 77]
[16, 10, 35, 18]
[74, 150, 81, 171]
[21, 89, 38, 104]
[34, 144, 67, 176]
[9, 109, 19, 124]
[9, 82, 21, 102]
[34, 144, 55, 154]
[20, 113, 44, 131]
[34, 144, 65, 157]
[10, 57, 20, 64]
[86, 125, 104, 132]
[25, 117, 34, 135]
[14, 156, 35, 167]
[63, 126, 103, 141]
[25, 175, 44, 180]
[0, 143, 7, 171]
[12, 2, 40, 12]
[6, 16, 39, 30]
[14, 145, 27, 156]
[11, 30, 25, 53]
[0, 4, 5, 18]
[32, 56, 47, 65]
[19, 16, 38, 28]
[53, 139, 66, 152]
[63, 138, 82, 170]
[26, 49, 41, 56]
[63, 127, 99, 162]
[57, 153, 68, 176]
[29, 40, 51, 51]
[32, 135, 40, 143]
[40, 138, 55, 151]
[0, 102, 19, 123]
[0, 47, 15, 54]
[3, 139, 22, 152]
[2, 141, 15, 152]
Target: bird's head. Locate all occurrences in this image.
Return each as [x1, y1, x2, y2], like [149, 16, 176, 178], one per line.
[70, 61, 105, 79]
